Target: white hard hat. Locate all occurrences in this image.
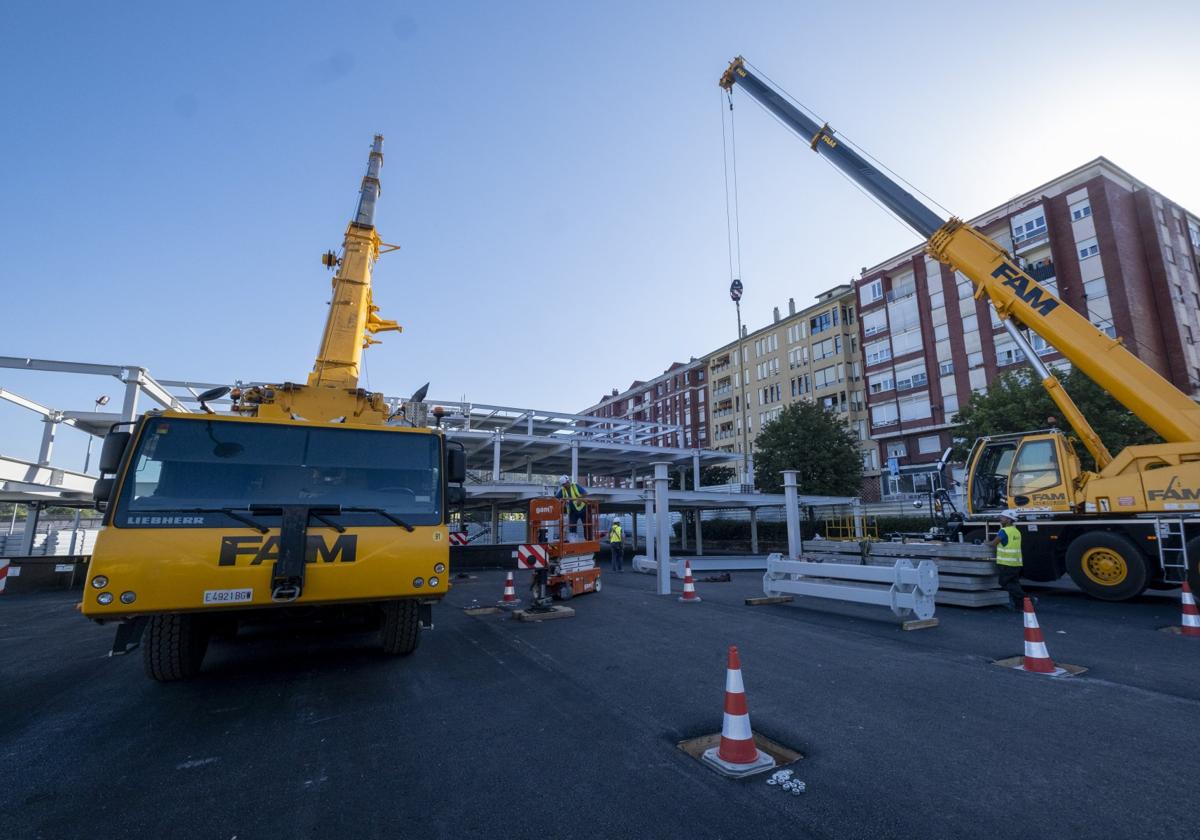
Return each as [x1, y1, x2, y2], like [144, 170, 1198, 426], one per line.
[1000, 509, 1019, 521]
[558, 475, 570, 484]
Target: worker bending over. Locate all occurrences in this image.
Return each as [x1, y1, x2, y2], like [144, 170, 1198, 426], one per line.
[989, 510, 1028, 610]
[556, 475, 589, 540]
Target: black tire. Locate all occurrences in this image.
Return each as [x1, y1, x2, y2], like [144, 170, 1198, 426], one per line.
[380, 600, 420, 656]
[143, 613, 210, 682]
[1065, 531, 1150, 601]
[555, 583, 573, 601]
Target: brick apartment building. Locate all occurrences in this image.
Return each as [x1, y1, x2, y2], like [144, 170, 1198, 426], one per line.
[855, 156, 1200, 500]
[581, 358, 710, 482]
[707, 285, 876, 485]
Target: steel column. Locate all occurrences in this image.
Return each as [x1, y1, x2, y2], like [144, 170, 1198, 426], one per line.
[492, 432, 501, 481]
[121, 377, 140, 421]
[489, 504, 500, 545]
[783, 471, 801, 559]
[695, 509, 703, 555]
[644, 492, 655, 567]
[571, 441, 579, 482]
[692, 452, 701, 490]
[37, 416, 59, 465]
[18, 502, 41, 555]
[653, 462, 671, 595]
[750, 508, 759, 554]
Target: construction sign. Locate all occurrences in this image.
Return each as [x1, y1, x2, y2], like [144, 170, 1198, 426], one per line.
[449, 532, 470, 546]
[516, 544, 549, 569]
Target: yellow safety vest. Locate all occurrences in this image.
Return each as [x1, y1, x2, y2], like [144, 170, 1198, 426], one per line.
[562, 483, 585, 512]
[996, 525, 1023, 567]
[609, 523, 623, 544]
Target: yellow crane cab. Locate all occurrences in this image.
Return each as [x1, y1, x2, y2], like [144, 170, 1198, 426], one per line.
[965, 430, 1082, 516]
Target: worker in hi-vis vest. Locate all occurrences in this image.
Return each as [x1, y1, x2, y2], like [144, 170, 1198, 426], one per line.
[556, 475, 589, 540]
[608, 518, 624, 572]
[989, 509, 1028, 610]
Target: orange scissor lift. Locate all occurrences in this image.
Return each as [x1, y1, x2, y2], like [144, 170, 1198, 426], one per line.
[525, 496, 603, 605]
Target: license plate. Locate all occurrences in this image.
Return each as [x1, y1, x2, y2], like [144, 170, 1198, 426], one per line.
[203, 588, 253, 604]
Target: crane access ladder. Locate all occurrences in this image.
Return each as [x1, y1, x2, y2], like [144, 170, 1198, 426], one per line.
[1156, 518, 1190, 584]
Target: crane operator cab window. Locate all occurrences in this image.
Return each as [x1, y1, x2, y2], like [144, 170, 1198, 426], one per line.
[113, 417, 442, 528]
[1008, 439, 1062, 499]
[970, 441, 1017, 513]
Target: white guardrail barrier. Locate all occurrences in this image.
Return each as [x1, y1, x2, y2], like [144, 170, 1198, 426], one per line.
[763, 553, 938, 622]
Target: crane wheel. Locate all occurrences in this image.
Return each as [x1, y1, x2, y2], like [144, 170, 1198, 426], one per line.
[1065, 532, 1149, 601]
[380, 600, 420, 656]
[143, 613, 210, 682]
[555, 583, 574, 601]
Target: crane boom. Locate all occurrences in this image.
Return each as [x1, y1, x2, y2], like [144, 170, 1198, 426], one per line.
[309, 134, 400, 390]
[720, 56, 1200, 449]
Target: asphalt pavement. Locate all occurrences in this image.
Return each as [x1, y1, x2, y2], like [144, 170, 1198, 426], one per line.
[2, 569, 1196, 840]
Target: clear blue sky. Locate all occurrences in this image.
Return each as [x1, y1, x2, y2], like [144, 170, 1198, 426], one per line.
[3, 1, 1199, 469]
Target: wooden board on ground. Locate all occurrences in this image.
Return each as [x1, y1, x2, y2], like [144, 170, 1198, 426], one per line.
[463, 606, 501, 616]
[993, 655, 1088, 676]
[901, 617, 939, 631]
[745, 595, 794, 606]
[513, 606, 575, 622]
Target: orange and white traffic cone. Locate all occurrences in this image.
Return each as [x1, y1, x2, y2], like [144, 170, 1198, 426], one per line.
[701, 646, 774, 778]
[678, 560, 701, 603]
[1021, 598, 1063, 675]
[1181, 582, 1200, 638]
[498, 571, 521, 608]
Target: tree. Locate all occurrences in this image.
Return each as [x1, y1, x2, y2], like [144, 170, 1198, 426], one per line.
[752, 402, 863, 495]
[951, 368, 1160, 471]
[667, 464, 736, 490]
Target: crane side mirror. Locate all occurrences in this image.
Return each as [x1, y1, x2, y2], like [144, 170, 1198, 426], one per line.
[446, 486, 466, 506]
[97, 432, 132, 475]
[93, 476, 115, 507]
[447, 448, 466, 484]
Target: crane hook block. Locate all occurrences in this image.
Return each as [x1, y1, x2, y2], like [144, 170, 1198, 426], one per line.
[321, 250, 339, 270]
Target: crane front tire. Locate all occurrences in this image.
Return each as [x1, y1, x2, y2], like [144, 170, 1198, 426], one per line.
[380, 600, 421, 656]
[143, 613, 210, 682]
[1065, 531, 1149, 602]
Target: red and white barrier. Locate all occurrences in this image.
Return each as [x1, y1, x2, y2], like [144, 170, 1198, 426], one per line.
[516, 544, 549, 570]
[0, 559, 9, 594]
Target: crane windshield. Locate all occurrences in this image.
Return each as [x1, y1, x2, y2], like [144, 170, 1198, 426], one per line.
[113, 417, 442, 527]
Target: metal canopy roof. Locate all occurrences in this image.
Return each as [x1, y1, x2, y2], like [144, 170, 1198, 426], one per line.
[0, 357, 741, 505]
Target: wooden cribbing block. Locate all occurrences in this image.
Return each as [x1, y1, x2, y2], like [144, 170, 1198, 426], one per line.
[745, 596, 794, 606]
[901, 618, 939, 631]
[513, 606, 575, 622]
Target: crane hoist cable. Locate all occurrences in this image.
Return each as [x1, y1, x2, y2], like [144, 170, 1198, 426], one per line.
[719, 89, 744, 284]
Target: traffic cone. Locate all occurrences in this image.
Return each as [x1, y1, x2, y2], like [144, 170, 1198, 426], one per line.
[1021, 598, 1059, 674]
[678, 560, 702, 603]
[1181, 582, 1200, 638]
[498, 571, 521, 608]
[701, 646, 774, 778]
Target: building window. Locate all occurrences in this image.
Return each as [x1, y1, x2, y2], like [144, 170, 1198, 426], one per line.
[943, 394, 959, 415]
[865, 340, 892, 366]
[871, 403, 899, 427]
[886, 441, 906, 458]
[1083, 277, 1107, 300]
[862, 309, 888, 337]
[918, 435, 941, 454]
[1012, 213, 1047, 244]
[938, 360, 954, 376]
[811, 311, 835, 335]
[1077, 237, 1099, 259]
[1166, 245, 1176, 264]
[967, 351, 984, 369]
[1070, 199, 1092, 221]
[860, 279, 883, 307]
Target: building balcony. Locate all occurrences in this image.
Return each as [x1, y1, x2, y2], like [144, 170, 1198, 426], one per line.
[1025, 262, 1056, 283]
[713, 385, 733, 397]
[885, 285, 916, 303]
[895, 374, 928, 392]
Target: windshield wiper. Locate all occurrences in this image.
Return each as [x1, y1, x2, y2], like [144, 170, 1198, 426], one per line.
[157, 507, 271, 534]
[342, 507, 415, 532]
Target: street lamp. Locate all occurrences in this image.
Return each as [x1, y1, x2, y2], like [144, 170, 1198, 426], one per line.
[730, 279, 750, 487]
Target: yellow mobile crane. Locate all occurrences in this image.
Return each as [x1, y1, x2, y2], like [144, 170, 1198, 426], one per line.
[721, 57, 1200, 600]
[84, 136, 466, 679]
